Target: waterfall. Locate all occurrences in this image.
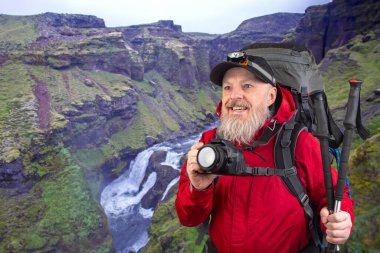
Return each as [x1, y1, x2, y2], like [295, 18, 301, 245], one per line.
[100, 125, 217, 253]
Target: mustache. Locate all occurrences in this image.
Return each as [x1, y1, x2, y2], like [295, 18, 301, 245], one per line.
[225, 99, 251, 108]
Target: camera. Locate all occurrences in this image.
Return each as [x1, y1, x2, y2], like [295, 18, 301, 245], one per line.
[196, 138, 247, 175]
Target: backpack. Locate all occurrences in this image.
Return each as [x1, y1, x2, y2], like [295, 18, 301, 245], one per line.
[203, 42, 369, 252]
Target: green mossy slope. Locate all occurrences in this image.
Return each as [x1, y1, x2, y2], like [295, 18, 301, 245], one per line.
[0, 144, 113, 253]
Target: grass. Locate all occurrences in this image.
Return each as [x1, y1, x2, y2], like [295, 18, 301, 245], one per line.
[109, 101, 162, 149]
[347, 133, 380, 252]
[73, 147, 108, 169]
[0, 144, 113, 253]
[135, 79, 155, 94]
[0, 15, 38, 45]
[0, 63, 37, 161]
[142, 195, 208, 253]
[84, 69, 134, 96]
[323, 37, 380, 109]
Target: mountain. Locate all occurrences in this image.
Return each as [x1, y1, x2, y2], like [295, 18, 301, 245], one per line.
[295, 0, 380, 63]
[207, 13, 303, 67]
[0, 0, 379, 252]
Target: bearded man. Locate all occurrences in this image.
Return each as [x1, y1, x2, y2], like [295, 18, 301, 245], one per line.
[175, 53, 354, 253]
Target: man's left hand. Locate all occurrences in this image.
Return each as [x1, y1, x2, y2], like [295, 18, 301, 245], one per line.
[320, 207, 352, 245]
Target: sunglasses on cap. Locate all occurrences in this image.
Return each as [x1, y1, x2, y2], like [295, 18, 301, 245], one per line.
[226, 51, 276, 86]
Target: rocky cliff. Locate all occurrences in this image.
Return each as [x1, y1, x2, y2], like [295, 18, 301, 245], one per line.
[294, 0, 380, 63]
[208, 12, 303, 67]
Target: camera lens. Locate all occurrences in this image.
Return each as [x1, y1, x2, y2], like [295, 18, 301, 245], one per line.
[197, 146, 217, 171]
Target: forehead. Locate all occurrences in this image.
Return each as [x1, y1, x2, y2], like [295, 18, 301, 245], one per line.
[222, 67, 262, 84]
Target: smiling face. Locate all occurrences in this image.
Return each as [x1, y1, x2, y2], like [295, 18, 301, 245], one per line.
[217, 67, 277, 145]
[221, 67, 277, 119]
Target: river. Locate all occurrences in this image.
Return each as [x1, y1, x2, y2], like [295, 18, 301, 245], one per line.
[100, 126, 216, 253]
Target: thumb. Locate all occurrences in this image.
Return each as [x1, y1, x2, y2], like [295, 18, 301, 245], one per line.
[320, 207, 329, 225]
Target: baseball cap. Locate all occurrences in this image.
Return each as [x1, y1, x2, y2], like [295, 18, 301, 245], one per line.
[210, 52, 276, 86]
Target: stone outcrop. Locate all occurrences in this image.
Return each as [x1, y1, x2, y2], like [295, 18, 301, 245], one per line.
[41, 12, 106, 28]
[140, 151, 180, 209]
[295, 0, 380, 62]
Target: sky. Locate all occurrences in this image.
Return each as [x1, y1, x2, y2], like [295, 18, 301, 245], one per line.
[0, 0, 332, 34]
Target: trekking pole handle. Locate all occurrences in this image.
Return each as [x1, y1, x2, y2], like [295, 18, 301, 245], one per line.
[313, 91, 334, 213]
[336, 79, 363, 201]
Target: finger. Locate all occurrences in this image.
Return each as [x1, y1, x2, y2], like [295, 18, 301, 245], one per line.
[327, 211, 351, 223]
[320, 207, 329, 224]
[325, 220, 351, 231]
[191, 142, 204, 150]
[188, 149, 200, 160]
[326, 234, 349, 245]
[187, 142, 204, 160]
[326, 227, 350, 239]
[326, 236, 343, 245]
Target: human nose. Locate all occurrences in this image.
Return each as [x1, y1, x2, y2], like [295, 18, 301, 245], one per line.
[229, 86, 243, 99]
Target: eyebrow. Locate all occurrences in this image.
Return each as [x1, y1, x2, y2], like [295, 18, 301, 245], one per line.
[240, 78, 255, 84]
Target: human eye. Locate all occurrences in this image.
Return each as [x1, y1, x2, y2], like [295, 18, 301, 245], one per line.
[223, 85, 231, 91]
[243, 83, 253, 89]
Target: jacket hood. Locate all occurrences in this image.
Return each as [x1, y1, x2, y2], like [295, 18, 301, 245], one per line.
[215, 84, 297, 139]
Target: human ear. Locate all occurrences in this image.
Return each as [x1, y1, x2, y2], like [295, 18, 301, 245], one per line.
[267, 87, 277, 106]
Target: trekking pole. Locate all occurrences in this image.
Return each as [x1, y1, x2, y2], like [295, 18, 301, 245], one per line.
[313, 91, 335, 214]
[326, 79, 364, 252]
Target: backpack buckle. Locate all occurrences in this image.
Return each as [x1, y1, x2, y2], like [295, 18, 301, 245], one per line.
[284, 167, 297, 177]
[300, 194, 310, 206]
[256, 167, 274, 176]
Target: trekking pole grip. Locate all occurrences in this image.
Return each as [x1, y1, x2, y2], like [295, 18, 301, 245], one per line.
[313, 91, 334, 213]
[336, 79, 362, 202]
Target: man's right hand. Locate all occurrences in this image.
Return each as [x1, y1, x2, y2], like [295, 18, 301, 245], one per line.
[186, 142, 218, 191]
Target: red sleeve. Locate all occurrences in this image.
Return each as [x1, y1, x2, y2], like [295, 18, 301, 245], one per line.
[174, 131, 216, 227]
[295, 131, 355, 232]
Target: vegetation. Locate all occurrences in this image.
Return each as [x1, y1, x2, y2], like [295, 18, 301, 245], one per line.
[0, 15, 38, 45]
[347, 133, 380, 252]
[0, 144, 113, 253]
[141, 196, 208, 253]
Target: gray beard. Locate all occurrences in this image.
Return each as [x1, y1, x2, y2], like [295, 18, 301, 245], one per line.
[217, 101, 271, 145]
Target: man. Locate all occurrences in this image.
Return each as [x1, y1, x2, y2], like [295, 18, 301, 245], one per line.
[175, 53, 354, 253]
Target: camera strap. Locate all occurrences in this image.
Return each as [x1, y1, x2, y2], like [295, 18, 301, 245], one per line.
[242, 166, 296, 177]
[245, 118, 282, 151]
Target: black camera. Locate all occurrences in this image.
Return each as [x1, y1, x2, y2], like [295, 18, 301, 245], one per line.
[196, 138, 247, 175]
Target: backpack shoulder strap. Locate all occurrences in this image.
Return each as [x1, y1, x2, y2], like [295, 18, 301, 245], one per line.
[274, 114, 322, 248]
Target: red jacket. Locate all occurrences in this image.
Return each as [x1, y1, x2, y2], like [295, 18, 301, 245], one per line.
[175, 86, 354, 253]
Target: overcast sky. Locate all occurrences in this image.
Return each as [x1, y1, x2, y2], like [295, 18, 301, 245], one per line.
[0, 0, 331, 34]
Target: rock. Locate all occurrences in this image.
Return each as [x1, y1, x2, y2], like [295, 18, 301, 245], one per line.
[84, 78, 95, 87]
[0, 54, 9, 65]
[0, 159, 24, 188]
[149, 150, 167, 164]
[140, 151, 180, 209]
[42, 12, 105, 28]
[146, 136, 158, 146]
